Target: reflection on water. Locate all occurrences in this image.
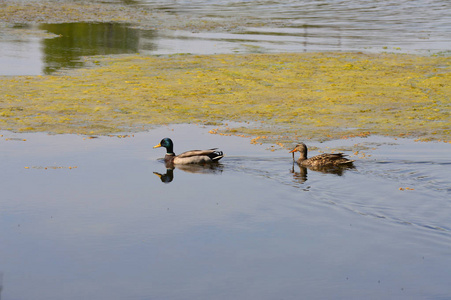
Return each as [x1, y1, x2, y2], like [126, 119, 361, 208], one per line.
[154, 168, 174, 183]
[0, 22, 156, 75]
[39, 22, 154, 74]
[290, 163, 355, 184]
[154, 161, 224, 183]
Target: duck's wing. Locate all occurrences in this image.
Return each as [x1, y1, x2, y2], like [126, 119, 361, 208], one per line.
[309, 153, 341, 160]
[309, 153, 354, 166]
[328, 153, 355, 165]
[177, 149, 219, 158]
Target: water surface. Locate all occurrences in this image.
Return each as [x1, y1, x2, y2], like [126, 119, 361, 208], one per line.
[140, 0, 451, 53]
[0, 125, 450, 299]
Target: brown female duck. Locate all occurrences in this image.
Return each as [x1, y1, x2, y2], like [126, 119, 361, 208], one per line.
[154, 138, 223, 165]
[289, 142, 354, 168]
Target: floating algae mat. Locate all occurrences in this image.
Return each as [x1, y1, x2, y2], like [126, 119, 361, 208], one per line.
[0, 52, 450, 142]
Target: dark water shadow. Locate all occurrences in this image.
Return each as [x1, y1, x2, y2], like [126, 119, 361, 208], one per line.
[39, 22, 156, 74]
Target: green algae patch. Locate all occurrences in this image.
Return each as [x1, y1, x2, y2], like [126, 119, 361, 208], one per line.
[0, 52, 450, 142]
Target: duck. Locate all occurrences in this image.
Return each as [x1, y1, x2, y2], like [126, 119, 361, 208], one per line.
[289, 142, 354, 168]
[153, 138, 224, 165]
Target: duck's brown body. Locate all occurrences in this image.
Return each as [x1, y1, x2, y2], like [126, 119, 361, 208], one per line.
[290, 143, 354, 168]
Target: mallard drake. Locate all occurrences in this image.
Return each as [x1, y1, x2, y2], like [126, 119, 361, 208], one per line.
[289, 142, 354, 168]
[153, 138, 224, 165]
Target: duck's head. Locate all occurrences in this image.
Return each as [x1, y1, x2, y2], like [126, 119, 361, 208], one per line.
[289, 143, 308, 160]
[289, 143, 307, 153]
[153, 138, 174, 153]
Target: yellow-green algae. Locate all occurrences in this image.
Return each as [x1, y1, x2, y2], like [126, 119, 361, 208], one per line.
[0, 52, 450, 143]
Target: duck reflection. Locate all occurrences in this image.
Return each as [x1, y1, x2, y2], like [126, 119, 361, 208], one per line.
[153, 168, 175, 183]
[291, 163, 308, 184]
[154, 162, 224, 184]
[291, 162, 355, 183]
[290, 160, 356, 184]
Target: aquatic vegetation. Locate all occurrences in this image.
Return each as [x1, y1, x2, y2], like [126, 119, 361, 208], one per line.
[0, 52, 450, 143]
[399, 187, 415, 191]
[24, 166, 78, 170]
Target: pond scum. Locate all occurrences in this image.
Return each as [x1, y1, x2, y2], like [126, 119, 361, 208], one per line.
[1, 52, 450, 144]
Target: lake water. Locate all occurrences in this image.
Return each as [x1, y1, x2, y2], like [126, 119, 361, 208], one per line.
[0, 125, 450, 299]
[1, 0, 450, 75]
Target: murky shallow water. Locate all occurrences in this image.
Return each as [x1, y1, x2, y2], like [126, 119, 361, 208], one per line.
[1, 125, 450, 299]
[1, 0, 450, 75]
